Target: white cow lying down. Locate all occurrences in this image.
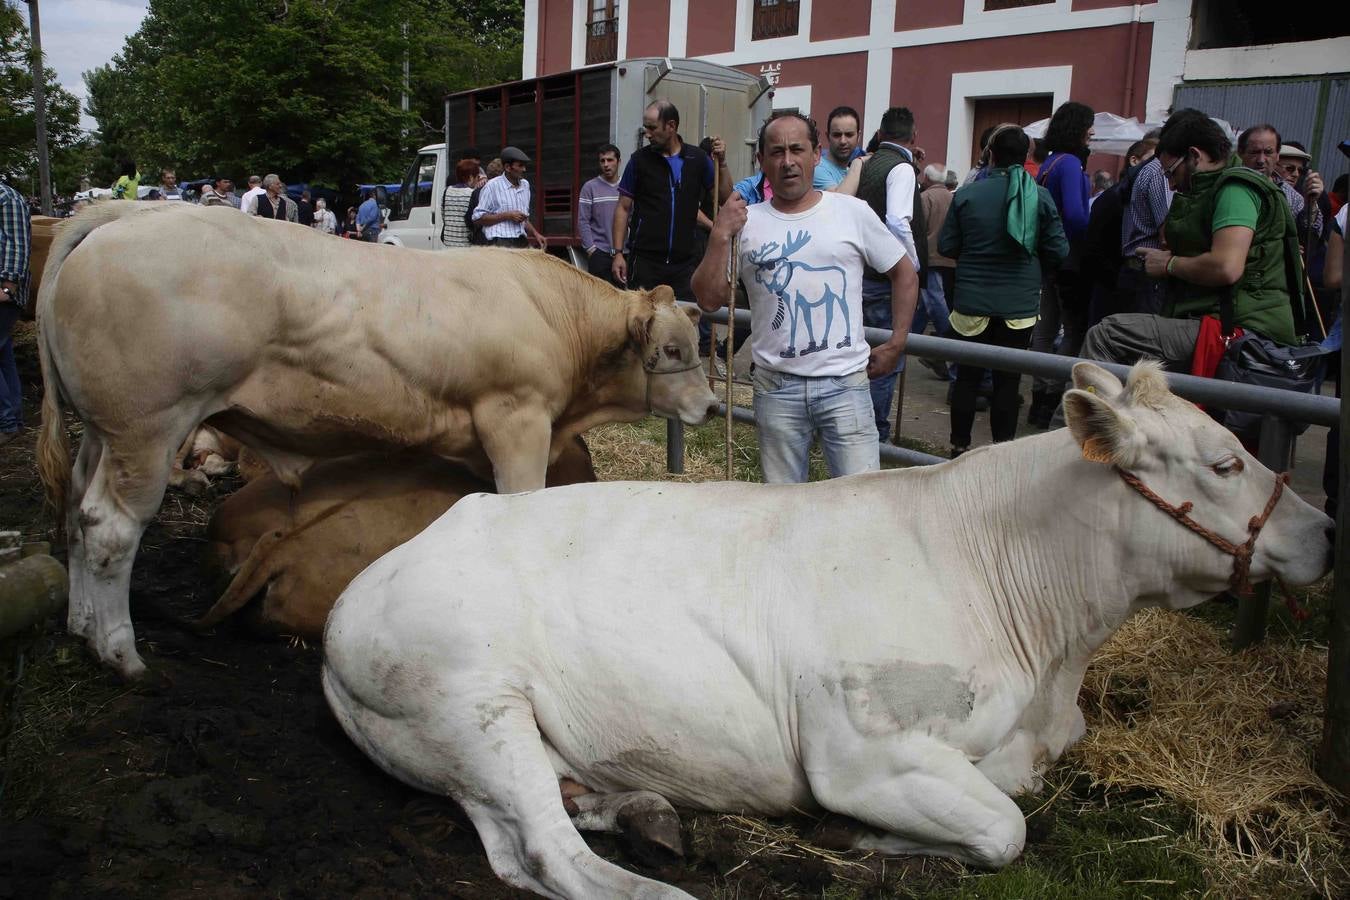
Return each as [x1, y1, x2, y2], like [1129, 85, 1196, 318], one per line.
[322, 363, 1332, 899]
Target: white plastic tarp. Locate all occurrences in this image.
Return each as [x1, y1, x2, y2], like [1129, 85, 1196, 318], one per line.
[1022, 111, 1238, 155]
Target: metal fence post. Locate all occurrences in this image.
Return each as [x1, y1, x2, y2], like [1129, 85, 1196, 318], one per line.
[1232, 414, 1295, 650]
[666, 418, 685, 475]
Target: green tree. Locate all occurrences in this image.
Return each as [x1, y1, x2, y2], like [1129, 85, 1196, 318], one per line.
[84, 0, 522, 196]
[1, 2, 89, 196]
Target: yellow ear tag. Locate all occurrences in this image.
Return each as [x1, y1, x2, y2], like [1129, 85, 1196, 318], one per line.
[1086, 385, 1096, 393]
[1081, 436, 1113, 464]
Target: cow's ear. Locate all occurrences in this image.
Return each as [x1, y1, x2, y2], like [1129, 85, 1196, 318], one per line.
[1070, 361, 1124, 398]
[1063, 388, 1145, 467]
[627, 295, 655, 349]
[648, 284, 676, 307]
[682, 305, 701, 325]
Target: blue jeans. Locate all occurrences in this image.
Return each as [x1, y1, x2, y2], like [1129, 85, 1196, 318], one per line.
[752, 367, 879, 484]
[861, 278, 903, 441]
[0, 303, 21, 433]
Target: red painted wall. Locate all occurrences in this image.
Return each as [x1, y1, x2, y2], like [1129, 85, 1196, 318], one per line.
[627, 0, 672, 59]
[540, 0, 573, 76]
[687, 0, 736, 56]
[896, 0, 964, 32]
[890, 22, 1153, 169]
[811, 0, 871, 41]
[737, 52, 869, 126]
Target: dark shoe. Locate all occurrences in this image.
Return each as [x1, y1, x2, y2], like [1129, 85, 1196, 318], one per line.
[950, 445, 969, 459]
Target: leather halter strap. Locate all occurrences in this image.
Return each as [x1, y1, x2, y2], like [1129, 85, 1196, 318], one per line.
[1115, 467, 1289, 597]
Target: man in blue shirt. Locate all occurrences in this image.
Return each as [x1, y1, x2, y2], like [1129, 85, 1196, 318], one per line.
[813, 106, 865, 190]
[357, 190, 382, 242]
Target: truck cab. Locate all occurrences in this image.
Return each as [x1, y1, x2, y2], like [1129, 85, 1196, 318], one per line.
[381, 145, 446, 249]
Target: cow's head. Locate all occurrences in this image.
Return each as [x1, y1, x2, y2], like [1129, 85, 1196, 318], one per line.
[628, 286, 718, 425]
[1062, 361, 1332, 605]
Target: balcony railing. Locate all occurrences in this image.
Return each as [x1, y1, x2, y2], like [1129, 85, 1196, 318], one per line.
[586, 17, 618, 65]
[752, 0, 799, 40]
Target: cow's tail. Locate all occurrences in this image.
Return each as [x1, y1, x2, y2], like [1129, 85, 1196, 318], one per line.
[35, 202, 153, 531]
[36, 322, 70, 531]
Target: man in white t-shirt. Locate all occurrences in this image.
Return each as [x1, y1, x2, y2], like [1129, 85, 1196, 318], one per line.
[694, 111, 918, 483]
[240, 175, 265, 214]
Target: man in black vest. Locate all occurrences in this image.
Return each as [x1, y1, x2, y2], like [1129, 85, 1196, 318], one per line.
[253, 174, 290, 221]
[611, 100, 731, 307]
[856, 106, 926, 442]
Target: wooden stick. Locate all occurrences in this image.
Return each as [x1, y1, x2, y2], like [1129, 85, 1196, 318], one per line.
[708, 154, 720, 390]
[726, 239, 738, 480]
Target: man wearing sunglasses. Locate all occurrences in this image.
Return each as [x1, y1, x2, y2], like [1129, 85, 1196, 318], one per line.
[611, 100, 732, 304]
[1081, 109, 1307, 371]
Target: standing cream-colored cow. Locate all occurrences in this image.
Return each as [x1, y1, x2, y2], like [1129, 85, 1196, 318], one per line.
[36, 202, 716, 679]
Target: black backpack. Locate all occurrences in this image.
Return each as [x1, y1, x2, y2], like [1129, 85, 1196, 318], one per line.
[465, 186, 488, 246]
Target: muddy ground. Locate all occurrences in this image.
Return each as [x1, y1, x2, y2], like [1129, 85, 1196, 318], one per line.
[0, 326, 960, 899]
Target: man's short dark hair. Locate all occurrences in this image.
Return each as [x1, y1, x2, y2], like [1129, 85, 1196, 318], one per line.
[757, 110, 820, 152]
[1237, 124, 1281, 153]
[989, 126, 1030, 169]
[878, 107, 915, 143]
[1159, 109, 1232, 161]
[647, 100, 679, 127]
[825, 106, 860, 133]
[1043, 101, 1095, 154]
[597, 143, 621, 160]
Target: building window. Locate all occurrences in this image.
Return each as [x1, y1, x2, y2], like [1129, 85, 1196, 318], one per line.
[586, 0, 619, 65]
[984, 0, 1053, 10]
[752, 0, 800, 41]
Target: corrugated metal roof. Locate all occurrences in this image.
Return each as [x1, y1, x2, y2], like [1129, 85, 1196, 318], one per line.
[1174, 81, 1319, 145]
[1314, 78, 1349, 191]
[1174, 77, 1347, 194]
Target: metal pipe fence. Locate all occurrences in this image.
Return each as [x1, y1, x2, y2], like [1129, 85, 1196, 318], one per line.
[674, 303, 1338, 648]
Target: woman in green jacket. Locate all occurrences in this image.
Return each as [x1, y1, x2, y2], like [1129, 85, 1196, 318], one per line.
[938, 125, 1069, 457]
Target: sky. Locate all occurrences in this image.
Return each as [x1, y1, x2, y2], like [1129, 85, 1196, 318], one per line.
[22, 0, 150, 131]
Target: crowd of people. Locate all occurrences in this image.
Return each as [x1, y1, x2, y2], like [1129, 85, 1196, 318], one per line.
[3, 98, 1344, 486]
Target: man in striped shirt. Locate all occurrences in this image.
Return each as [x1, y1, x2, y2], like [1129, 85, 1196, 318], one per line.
[472, 146, 547, 250]
[578, 144, 622, 283]
[0, 182, 30, 444]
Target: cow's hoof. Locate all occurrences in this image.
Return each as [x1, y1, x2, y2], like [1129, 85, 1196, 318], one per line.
[809, 813, 871, 852]
[618, 803, 684, 865]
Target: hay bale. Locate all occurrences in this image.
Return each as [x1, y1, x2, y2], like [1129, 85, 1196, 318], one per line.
[1074, 608, 1349, 896]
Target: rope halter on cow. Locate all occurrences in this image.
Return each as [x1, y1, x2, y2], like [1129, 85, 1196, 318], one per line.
[1115, 466, 1289, 599]
[643, 355, 705, 414]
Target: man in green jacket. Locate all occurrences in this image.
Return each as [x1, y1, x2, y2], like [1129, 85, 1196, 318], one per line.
[1081, 108, 1306, 369]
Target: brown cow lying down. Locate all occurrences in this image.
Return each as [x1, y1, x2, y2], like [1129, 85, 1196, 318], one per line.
[36, 202, 715, 678]
[195, 438, 597, 640]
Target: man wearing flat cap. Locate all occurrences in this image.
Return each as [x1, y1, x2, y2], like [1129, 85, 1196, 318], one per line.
[472, 146, 548, 249]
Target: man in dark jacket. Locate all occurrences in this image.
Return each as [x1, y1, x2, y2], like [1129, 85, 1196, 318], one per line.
[611, 100, 731, 304]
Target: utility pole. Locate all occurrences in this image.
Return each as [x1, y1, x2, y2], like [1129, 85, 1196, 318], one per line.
[24, 0, 54, 216]
[401, 21, 410, 140]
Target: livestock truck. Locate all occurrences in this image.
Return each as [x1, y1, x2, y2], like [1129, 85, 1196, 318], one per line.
[381, 57, 774, 262]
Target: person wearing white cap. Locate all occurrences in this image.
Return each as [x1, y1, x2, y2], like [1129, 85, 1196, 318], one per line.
[1278, 144, 1312, 187]
[472, 146, 547, 250]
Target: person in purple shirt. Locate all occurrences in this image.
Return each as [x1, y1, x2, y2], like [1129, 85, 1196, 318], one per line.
[578, 144, 623, 284]
[1027, 101, 1094, 429]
